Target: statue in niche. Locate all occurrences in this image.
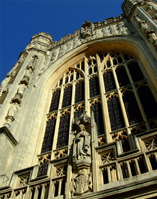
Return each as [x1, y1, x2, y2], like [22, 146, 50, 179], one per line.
[81, 20, 95, 39]
[73, 124, 91, 161]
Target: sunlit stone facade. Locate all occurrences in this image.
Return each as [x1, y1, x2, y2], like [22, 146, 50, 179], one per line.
[0, 0, 157, 198]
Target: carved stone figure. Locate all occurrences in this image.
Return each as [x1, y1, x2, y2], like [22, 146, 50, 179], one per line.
[26, 55, 38, 71]
[73, 37, 81, 48]
[58, 45, 66, 58]
[102, 26, 110, 37]
[4, 103, 19, 127]
[95, 28, 103, 38]
[12, 84, 27, 104]
[134, 15, 151, 34]
[109, 25, 118, 35]
[117, 22, 130, 35]
[73, 124, 91, 161]
[65, 41, 73, 53]
[81, 20, 95, 39]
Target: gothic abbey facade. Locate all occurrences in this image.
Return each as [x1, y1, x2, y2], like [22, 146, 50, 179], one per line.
[0, 0, 157, 198]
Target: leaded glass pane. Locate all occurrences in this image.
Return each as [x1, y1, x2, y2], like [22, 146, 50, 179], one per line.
[62, 86, 72, 108]
[81, 61, 84, 71]
[37, 162, 48, 177]
[57, 113, 70, 148]
[91, 103, 104, 135]
[128, 62, 144, 82]
[49, 90, 61, 112]
[107, 97, 124, 131]
[41, 117, 56, 153]
[138, 86, 157, 119]
[74, 108, 84, 119]
[89, 76, 100, 98]
[75, 81, 84, 103]
[123, 91, 143, 125]
[103, 71, 116, 92]
[116, 67, 130, 87]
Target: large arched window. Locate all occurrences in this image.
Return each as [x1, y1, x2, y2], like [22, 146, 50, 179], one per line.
[40, 51, 157, 161]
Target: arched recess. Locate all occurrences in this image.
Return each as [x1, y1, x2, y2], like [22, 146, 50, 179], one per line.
[31, 36, 157, 165]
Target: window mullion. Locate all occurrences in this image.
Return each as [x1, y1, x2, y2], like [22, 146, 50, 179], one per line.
[96, 54, 111, 143]
[85, 56, 90, 115]
[112, 67, 130, 133]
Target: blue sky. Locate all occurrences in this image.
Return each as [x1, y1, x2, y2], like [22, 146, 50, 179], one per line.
[0, 0, 124, 84]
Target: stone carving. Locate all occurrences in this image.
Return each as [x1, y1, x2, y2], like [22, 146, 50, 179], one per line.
[19, 176, 29, 186]
[21, 55, 38, 84]
[102, 26, 111, 37]
[117, 22, 130, 35]
[145, 138, 157, 150]
[12, 84, 27, 104]
[56, 167, 66, 176]
[71, 112, 92, 196]
[109, 25, 119, 35]
[134, 14, 157, 50]
[81, 20, 95, 39]
[71, 170, 92, 196]
[4, 103, 19, 127]
[73, 124, 91, 161]
[58, 44, 66, 58]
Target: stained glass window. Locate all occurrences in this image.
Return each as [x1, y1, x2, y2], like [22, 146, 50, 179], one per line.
[49, 90, 61, 112]
[57, 113, 70, 148]
[62, 86, 72, 108]
[107, 97, 124, 131]
[75, 81, 84, 103]
[89, 76, 100, 98]
[74, 107, 84, 119]
[138, 86, 157, 119]
[91, 102, 104, 135]
[41, 117, 56, 153]
[116, 67, 130, 87]
[123, 91, 143, 125]
[128, 61, 144, 82]
[103, 71, 116, 92]
[37, 162, 48, 177]
[121, 163, 129, 178]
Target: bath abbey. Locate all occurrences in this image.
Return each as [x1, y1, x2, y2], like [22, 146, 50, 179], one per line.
[0, 0, 157, 198]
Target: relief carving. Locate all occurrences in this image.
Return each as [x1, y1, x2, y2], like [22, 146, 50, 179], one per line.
[81, 20, 95, 39]
[71, 170, 92, 196]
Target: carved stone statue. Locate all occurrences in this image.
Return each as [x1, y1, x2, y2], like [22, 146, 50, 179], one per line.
[73, 124, 91, 161]
[81, 20, 95, 39]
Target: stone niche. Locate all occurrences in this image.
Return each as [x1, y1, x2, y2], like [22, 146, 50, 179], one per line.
[71, 112, 93, 196]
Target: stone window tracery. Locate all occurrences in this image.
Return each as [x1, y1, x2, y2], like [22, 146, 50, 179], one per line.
[40, 51, 157, 164]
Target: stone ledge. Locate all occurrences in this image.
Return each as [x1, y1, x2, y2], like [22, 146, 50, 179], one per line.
[0, 126, 18, 147]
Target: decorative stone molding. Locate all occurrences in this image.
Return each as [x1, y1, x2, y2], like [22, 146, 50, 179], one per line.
[134, 14, 157, 50]
[0, 126, 18, 147]
[71, 170, 92, 196]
